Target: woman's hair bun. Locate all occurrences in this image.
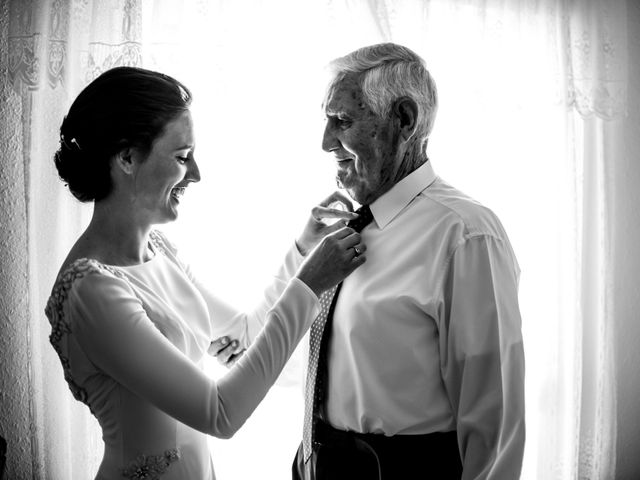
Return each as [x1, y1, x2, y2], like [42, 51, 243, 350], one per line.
[53, 66, 192, 203]
[54, 124, 110, 202]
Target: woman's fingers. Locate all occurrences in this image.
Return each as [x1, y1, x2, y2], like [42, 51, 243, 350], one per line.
[325, 228, 366, 260]
[225, 349, 246, 366]
[297, 226, 367, 296]
[350, 243, 367, 257]
[338, 228, 362, 247]
[327, 226, 357, 240]
[320, 191, 354, 211]
[311, 205, 358, 223]
[338, 230, 366, 259]
[311, 191, 357, 225]
[208, 336, 241, 365]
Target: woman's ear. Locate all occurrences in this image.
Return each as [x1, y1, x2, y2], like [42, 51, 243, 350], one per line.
[113, 145, 135, 175]
[392, 97, 419, 142]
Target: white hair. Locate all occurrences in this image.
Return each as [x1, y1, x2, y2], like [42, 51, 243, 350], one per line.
[327, 43, 438, 138]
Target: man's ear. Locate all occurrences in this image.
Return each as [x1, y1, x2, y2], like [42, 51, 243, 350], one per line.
[392, 97, 419, 142]
[113, 144, 135, 175]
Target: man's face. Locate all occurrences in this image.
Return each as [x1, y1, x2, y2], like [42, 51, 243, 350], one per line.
[322, 73, 399, 205]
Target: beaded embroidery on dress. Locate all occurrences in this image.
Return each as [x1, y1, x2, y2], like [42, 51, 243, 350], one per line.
[45, 258, 108, 407]
[44, 230, 168, 407]
[120, 449, 180, 480]
[44, 232, 189, 478]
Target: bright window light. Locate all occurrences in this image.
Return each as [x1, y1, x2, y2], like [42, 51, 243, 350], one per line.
[141, 2, 577, 478]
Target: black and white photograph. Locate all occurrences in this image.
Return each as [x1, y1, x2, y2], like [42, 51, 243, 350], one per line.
[0, 0, 638, 479]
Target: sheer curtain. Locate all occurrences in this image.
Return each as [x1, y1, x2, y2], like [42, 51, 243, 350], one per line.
[5, 1, 144, 478]
[1, 0, 627, 478]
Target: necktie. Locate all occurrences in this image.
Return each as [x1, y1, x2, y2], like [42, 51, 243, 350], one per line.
[302, 205, 373, 462]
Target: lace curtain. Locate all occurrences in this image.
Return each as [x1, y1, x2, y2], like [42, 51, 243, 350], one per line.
[3, 1, 144, 478]
[562, 0, 628, 119]
[0, 0, 628, 478]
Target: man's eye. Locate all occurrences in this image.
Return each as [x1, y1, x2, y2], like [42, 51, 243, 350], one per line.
[336, 118, 351, 128]
[177, 156, 189, 164]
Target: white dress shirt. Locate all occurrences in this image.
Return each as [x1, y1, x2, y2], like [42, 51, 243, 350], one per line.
[324, 161, 525, 479]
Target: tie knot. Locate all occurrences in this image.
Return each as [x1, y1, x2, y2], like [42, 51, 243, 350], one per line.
[347, 205, 373, 233]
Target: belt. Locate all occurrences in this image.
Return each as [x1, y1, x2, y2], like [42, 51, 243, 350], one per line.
[314, 420, 460, 479]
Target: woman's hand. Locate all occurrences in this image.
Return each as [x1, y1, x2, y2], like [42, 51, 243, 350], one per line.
[208, 337, 245, 367]
[296, 226, 366, 297]
[296, 191, 359, 256]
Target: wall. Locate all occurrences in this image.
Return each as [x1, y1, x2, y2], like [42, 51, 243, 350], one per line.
[613, 0, 640, 478]
[0, 1, 33, 477]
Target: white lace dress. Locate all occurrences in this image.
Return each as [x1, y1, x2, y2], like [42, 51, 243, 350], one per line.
[45, 231, 318, 479]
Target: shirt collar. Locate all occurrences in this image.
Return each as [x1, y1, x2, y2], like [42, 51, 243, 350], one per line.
[369, 161, 437, 230]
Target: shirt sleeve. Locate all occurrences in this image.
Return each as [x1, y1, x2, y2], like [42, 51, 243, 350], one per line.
[181, 243, 306, 349]
[439, 234, 525, 479]
[68, 270, 319, 439]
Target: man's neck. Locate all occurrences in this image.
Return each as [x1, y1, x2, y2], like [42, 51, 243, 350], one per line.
[392, 135, 429, 187]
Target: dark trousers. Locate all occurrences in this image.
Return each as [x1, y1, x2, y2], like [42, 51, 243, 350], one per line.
[292, 420, 462, 480]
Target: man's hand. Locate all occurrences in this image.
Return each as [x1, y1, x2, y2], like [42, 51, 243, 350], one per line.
[208, 336, 245, 367]
[296, 191, 359, 256]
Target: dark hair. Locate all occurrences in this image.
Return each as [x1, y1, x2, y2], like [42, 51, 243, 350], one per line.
[54, 66, 192, 202]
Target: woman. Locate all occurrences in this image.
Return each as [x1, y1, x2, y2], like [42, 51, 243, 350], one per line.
[45, 66, 366, 479]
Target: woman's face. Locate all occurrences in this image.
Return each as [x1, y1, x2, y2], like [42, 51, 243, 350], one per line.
[130, 110, 200, 225]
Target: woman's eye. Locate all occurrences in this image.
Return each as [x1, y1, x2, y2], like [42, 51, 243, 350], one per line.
[177, 156, 189, 164]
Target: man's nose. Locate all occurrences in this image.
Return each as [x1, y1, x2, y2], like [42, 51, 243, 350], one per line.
[321, 122, 338, 153]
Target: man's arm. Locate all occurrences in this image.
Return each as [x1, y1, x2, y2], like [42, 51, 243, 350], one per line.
[439, 234, 525, 480]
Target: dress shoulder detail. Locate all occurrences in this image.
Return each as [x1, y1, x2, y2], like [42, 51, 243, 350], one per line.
[149, 229, 191, 278]
[149, 229, 176, 257]
[120, 448, 180, 479]
[44, 258, 129, 406]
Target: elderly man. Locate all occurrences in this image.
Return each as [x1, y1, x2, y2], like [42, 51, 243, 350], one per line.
[291, 43, 525, 480]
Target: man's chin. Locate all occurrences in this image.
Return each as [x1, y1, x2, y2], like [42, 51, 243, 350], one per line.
[337, 176, 372, 205]
[344, 187, 369, 206]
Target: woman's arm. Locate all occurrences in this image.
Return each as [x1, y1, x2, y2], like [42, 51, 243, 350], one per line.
[186, 243, 306, 350]
[69, 225, 364, 437]
[69, 271, 319, 438]
[158, 191, 359, 361]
